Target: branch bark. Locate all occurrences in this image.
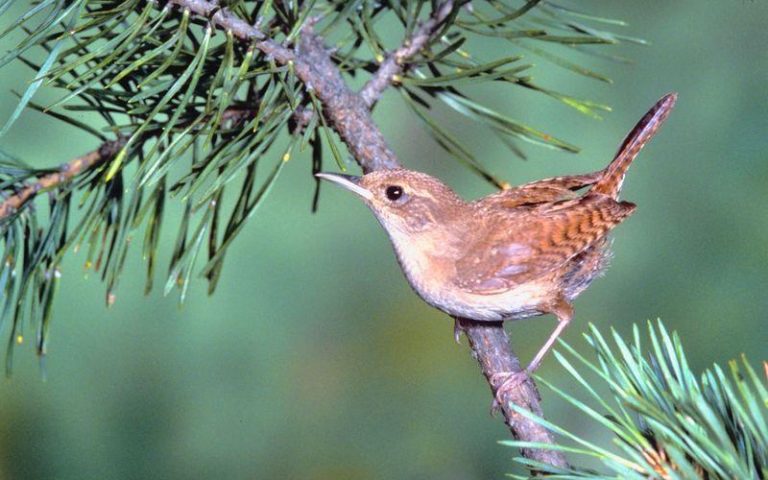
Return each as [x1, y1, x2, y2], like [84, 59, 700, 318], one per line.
[459, 318, 568, 469]
[0, 103, 255, 220]
[5, 1, 567, 469]
[294, 30, 400, 173]
[0, 138, 125, 220]
[360, 0, 459, 107]
[168, 0, 399, 173]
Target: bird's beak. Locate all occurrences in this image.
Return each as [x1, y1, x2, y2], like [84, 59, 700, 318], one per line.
[315, 172, 373, 200]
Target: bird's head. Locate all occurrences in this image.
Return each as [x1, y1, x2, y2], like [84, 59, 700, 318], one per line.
[316, 169, 466, 237]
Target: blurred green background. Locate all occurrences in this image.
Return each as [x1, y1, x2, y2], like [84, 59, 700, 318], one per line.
[1, 2, 766, 479]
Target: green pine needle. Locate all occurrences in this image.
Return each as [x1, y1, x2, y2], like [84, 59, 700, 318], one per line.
[503, 320, 768, 479]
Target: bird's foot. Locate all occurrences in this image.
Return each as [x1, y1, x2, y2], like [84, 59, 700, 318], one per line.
[489, 371, 530, 413]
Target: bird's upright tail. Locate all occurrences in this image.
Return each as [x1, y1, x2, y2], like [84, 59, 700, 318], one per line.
[591, 93, 677, 200]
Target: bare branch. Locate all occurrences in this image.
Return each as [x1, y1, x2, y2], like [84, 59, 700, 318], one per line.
[361, 0, 460, 107]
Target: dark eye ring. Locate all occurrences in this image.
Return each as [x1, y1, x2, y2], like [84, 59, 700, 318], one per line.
[385, 185, 403, 201]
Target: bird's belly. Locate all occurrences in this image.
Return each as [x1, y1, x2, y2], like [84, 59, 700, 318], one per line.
[393, 246, 553, 321]
[420, 280, 552, 322]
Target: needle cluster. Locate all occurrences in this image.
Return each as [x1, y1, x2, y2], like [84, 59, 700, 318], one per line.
[505, 321, 768, 479]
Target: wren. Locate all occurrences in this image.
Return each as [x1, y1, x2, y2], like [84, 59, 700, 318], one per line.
[317, 93, 677, 395]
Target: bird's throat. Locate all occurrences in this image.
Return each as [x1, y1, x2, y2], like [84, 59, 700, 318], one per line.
[381, 223, 463, 308]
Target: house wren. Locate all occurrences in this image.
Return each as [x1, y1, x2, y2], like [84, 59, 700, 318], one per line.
[317, 94, 676, 395]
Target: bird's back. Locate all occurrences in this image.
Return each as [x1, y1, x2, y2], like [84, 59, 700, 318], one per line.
[449, 93, 679, 305]
[454, 192, 634, 294]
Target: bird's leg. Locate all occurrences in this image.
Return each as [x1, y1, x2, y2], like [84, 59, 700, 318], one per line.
[492, 298, 573, 408]
[525, 300, 573, 373]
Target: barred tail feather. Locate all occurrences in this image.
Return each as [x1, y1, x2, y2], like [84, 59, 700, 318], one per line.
[592, 93, 677, 199]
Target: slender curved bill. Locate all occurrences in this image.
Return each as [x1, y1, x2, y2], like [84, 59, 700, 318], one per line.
[315, 172, 373, 200]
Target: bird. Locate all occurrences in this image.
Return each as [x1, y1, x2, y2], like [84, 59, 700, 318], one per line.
[316, 93, 677, 398]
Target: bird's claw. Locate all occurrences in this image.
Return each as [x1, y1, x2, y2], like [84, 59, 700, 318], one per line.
[489, 371, 530, 412]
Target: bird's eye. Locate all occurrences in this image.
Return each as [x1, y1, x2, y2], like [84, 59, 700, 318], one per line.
[385, 185, 403, 201]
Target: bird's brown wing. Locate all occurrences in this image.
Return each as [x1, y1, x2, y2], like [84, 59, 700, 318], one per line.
[454, 194, 635, 294]
[490, 171, 604, 208]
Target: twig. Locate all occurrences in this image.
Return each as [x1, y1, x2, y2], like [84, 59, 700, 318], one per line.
[0, 101, 257, 220]
[167, 0, 294, 63]
[275, 1, 460, 135]
[360, 0, 459, 107]
[0, 138, 125, 220]
[169, 1, 454, 169]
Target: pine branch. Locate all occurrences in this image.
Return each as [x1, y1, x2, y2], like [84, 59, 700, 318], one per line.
[503, 321, 768, 479]
[0, 138, 125, 221]
[295, 28, 400, 173]
[167, 0, 294, 62]
[168, 0, 399, 172]
[360, 0, 462, 107]
[0, 99, 257, 222]
[0, 1, 637, 469]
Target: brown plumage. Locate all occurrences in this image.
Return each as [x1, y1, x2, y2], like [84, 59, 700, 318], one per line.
[317, 93, 677, 394]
